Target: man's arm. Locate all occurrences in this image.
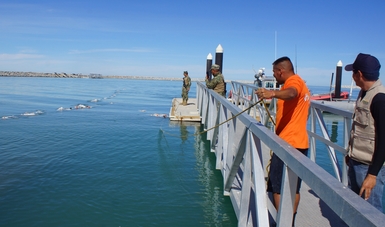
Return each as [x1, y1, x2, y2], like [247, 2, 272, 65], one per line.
[368, 93, 385, 175]
[205, 76, 219, 89]
[256, 86, 297, 100]
[360, 93, 385, 200]
[187, 77, 191, 87]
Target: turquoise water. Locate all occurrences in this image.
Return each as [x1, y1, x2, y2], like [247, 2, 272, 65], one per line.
[0, 77, 368, 226]
[0, 77, 237, 227]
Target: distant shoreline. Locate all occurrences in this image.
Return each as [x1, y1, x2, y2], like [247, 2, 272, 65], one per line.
[0, 71, 252, 83]
[0, 71, 357, 88]
[0, 71, 196, 81]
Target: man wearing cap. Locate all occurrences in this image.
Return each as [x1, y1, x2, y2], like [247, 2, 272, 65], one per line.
[205, 64, 225, 97]
[182, 71, 191, 106]
[345, 53, 385, 212]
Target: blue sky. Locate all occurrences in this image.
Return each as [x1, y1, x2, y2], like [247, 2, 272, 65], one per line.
[1, 0, 384, 86]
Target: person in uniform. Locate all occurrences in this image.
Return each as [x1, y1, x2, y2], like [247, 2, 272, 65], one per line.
[182, 71, 191, 106]
[205, 64, 225, 97]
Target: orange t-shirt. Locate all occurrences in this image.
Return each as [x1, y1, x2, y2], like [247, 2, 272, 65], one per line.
[275, 75, 310, 149]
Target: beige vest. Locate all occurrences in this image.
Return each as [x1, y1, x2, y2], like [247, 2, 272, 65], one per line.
[348, 79, 385, 164]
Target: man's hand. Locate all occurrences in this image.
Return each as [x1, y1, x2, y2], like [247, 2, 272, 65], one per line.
[359, 174, 377, 200]
[255, 88, 275, 99]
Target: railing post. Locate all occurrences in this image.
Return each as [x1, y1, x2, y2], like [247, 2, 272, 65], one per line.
[309, 106, 317, 162]
[238, 131, 253, 227]
[276, 165, 297, 227]
[342, 117, 352, 186]
[250, 132, 270, 227]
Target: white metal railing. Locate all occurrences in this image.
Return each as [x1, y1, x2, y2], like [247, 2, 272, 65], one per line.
[196, 81, 385, 227]
[227, 81, 277, 131]
[308, 101, 353, 185]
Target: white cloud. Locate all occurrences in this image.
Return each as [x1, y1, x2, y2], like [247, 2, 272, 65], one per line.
[68, 48, 155, 54]
[0, 53, 44, 60]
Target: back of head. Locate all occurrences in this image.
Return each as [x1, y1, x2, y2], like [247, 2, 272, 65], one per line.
[273, 56, 294, 73]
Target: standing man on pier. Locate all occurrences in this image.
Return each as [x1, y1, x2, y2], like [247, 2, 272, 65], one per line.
[345, 53, 385, 212]
[182, 71, 191, 106]
[205, 64, 225, 97]
[256, 56, 310, 226]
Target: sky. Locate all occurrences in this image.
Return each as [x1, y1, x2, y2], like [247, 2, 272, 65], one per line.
[1, 0, 385, 86]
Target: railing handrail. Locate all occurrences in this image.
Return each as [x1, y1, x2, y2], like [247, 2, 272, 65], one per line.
[196, 81, 385, 227]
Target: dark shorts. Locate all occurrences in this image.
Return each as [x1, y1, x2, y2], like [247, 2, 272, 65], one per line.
[267, 148, 308, 194]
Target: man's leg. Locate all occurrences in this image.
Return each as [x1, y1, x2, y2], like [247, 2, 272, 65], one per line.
[186, 92, 188, 104]
[181, 90, 187, 105]
[268, 148, 307, 226]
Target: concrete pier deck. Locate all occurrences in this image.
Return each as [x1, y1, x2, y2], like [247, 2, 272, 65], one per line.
[169, 98, 201, 122]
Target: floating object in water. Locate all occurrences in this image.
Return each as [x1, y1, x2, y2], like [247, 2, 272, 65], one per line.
[57, 107, 72, 111]
[21, 110, 45, 116]
[21, 112, 36, 116]
[2, 115, 17, 120]
[74, 104, 91, 109]
[151, 113, 168, 118]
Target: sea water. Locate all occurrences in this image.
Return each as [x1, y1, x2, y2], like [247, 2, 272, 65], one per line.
[0, 77, 236, 227]
[0, 77, 363, 226]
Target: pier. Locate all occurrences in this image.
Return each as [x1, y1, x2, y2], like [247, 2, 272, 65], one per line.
[193, 80, 385, 227]
[169, 98, 200, 121]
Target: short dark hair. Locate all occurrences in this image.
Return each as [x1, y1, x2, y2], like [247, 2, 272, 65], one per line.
[363, 72, 379, 81]
[273, 56, 294, 72]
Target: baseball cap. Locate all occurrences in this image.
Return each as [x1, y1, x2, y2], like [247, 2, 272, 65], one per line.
[211, 64, 220, 70]
[345, 53, 381, 80]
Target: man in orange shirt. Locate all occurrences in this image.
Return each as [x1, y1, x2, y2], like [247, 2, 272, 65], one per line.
[256, 56, 310, 226]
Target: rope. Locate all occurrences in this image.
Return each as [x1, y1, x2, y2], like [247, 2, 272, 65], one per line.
[262, 100, 276, 187]
[162, 98, 276, 138]
[197, 100, 263, 135]
[161, 95, 277, 187]
[159, 99, 264, 139]
[262, 99, 276, 126]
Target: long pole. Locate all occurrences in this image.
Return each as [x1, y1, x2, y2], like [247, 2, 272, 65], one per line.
[335, 60, 343, 99]
[215, 44, 223, 72]
[275, 31, 277, 60]
[206, 53, 213, 80]
[329, 73, 334, 101]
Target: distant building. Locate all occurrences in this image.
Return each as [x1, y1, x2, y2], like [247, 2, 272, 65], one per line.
[89, 73, 103, 79]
